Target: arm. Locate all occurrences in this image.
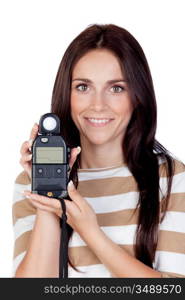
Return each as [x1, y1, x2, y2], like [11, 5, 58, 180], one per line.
[23, 182, 162, 278]
[82, 226, 162, 278]
[14, 146, 80, 278]
[15, 209, 61, 278]
[82, 159, 185, 278]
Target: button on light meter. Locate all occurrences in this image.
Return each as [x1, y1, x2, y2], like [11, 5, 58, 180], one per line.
[41, 137, 49, 143]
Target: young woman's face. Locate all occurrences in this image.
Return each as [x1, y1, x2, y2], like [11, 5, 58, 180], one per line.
[70, 49, 133, 145]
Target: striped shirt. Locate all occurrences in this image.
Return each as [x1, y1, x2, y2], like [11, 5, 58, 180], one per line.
[12, 157, 185, 277]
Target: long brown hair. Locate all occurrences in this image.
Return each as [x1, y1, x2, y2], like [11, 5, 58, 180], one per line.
[51, 24, 175, 272]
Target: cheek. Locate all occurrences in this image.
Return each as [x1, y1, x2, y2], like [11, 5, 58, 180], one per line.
[70, 94, 87, 125]
[111, 96, 133, 120]
[124, 101, 133, 118]
[71, 95, 80, 117]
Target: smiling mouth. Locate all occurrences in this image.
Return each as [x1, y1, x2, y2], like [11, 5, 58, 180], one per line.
[84, 117, 114, 127]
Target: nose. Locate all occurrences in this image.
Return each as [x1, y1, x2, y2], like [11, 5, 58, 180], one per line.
[90, 92, 106, 111]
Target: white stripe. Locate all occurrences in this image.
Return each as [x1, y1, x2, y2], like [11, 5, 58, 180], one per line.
[13, 183, 31, 204]
[12, 251, 26, 277]
[78, 165, 132, 181]
[78, 157, 165, 181]
[13, 215, 35, 240]
[153, 251, 185, 276]
[85, 191, 139, 213]
[160, 171, 185, 196]
[159, 211, 185, 233]
[172, 171, 185, 193]
[69, 224, 137, 248]
[68, 263, 112, 278]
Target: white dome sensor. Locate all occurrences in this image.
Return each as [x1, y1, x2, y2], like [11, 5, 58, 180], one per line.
[43, 116, 57, 131]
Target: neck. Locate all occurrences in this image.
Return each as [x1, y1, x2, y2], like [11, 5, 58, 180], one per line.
[79, 137, 125, 169]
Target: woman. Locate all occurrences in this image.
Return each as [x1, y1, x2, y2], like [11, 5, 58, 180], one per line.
[12, 24, 185, 278]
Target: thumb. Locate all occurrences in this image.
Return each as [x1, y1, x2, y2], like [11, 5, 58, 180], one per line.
[69, 146, 81, 170]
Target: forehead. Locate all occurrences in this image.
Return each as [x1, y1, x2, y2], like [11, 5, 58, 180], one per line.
[72, 49, 124, 78]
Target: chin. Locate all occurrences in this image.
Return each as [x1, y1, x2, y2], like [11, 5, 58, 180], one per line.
[87, 136, 111, 145]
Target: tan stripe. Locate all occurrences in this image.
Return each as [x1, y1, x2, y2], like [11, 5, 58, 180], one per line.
[173, 159, 185, 174]
[68, 230, 185, 267]
[13, 230, 32, 258]
[161, 193, 185, 212]
[78, 161, 185, 198]
[12, 198, 36, 225]
[96, 195, 185, 227]
[97, 209, 138, 226]
[13, 230, 185, 269]
[14, 160, 185, 200]
[12, 192, 185, 227]
[157, 230, 185, 254]
[161, 271, 185, 278]
[69, 244, 134, 267]
[15, 159, 185, 186]
[77, 176, 138, 198]
[15, 170, 31, 185]
[159, 159, 185, 177]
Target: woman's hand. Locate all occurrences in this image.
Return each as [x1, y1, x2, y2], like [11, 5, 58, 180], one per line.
[19, 122, 81, 180]
[19, 123, 39, 179]
[23, 180, 99, 239]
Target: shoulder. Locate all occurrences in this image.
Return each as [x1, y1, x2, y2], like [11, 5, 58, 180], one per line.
[158, 156, 185, 214]
[159, 156, 185, 178]
[15, 170, 31, 185]
[158, 156, 185, 210]
[13, 170, 36, 224]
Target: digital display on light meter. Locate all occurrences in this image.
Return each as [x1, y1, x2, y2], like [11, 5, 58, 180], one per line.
[36, 147, 64, 163]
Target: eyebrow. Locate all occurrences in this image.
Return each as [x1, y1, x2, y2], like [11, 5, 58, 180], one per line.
[72, 78, 127, 84]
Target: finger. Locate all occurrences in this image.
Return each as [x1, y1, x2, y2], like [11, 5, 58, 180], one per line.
[28, 198, 61, 216]
[65, 212, 73, 227]
[20, 153, 32, 164]
[23, 191, 61, 210]
[29, 123, 39, 141]
[67, 181, 87, 209]
[27, 193, 76, 220]
[20, 140, 33, 155]
[64, 198, 81, 214]
[69, 146, 81, 170]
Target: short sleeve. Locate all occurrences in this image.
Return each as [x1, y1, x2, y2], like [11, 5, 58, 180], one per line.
[153, 159, 185, 277]
[12, 171, 36, 276]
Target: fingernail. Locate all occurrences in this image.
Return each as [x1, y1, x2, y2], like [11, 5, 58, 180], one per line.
[29, 154, 32, 159]
[76, 146, 81, 154]
[34, 123, 38, 129]
[68, 180, 74, 190]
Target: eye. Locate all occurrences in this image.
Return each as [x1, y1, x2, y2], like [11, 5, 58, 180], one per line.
[75, 84, 89, 92]
[110, 85, 125, 93]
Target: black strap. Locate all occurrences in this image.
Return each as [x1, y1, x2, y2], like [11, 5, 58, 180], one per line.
[59, 198, 68, 278]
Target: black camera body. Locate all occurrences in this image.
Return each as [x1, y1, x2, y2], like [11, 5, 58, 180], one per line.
[31, 113, 71, 199]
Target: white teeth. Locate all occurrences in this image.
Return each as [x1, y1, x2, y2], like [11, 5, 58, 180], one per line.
[88, 118, 111, 124]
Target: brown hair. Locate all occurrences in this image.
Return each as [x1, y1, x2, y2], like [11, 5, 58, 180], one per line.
[51, 23, 175, 272]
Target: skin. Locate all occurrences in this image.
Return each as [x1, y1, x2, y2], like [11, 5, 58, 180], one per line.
[22, 49, 162, 277]
[70, 48, 133, 169]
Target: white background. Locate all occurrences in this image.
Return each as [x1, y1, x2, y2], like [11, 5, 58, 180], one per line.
[0, 0, 184, 277]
